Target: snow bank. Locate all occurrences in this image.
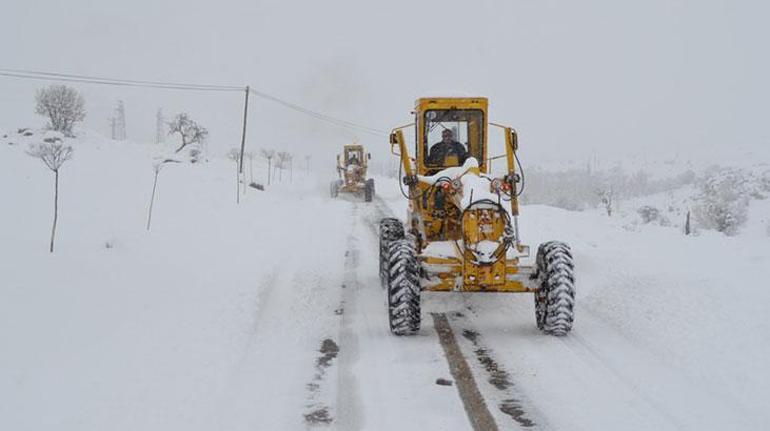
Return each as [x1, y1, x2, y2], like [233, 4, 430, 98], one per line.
[0, 131, 351, 430]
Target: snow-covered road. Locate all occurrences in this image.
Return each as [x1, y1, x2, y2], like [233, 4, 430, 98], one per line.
[2, 139, 769, 430]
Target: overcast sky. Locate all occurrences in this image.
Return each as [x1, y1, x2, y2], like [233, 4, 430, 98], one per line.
[1, 0, 768, 165]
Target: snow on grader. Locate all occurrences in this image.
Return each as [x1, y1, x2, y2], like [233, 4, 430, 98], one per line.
[379, 97, 575, 336]
[330, 144, 375, 202]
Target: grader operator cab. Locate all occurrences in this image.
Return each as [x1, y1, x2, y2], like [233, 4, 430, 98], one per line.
[379, 97, 575, 336]
[331, 144, 375, 202]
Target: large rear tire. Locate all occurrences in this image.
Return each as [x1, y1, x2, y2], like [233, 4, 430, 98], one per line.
[387, 238, 421, 335]
[330, 180, 341, 198]
[365, 178, 375, 202]
[379, 218, 404, 288]
[534, 241, 575, 336]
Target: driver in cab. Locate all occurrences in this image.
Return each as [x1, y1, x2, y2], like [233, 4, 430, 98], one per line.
[427, 129, 468, 166]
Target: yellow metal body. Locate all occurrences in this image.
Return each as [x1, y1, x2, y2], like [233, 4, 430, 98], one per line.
[337, 144, 369, 193]
[390, 97, 535, 293]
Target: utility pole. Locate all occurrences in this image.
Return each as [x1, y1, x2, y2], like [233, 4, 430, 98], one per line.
[238, 86, 250, 174]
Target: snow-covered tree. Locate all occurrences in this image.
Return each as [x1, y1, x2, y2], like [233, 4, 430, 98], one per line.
[597, 186, 614, 217]
[168, 113, 208, 154]
[114, 100, 126, 140]
[34, 85, 85, 137]
[693, 169, 750, 236]
[26, 140, 74, 252]
[155, 108, 165, 145]
[521, 166, 696, 211]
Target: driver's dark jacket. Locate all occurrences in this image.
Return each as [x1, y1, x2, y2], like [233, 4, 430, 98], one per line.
[427, 140, 468, 166]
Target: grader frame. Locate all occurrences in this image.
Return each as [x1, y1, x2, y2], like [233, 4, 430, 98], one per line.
[331, 144, 375, 202]
[380, 97, 575, 336]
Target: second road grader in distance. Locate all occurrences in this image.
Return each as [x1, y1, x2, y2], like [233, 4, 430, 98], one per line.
[331, 144, 375, 202]
[379, 97, 575, 336]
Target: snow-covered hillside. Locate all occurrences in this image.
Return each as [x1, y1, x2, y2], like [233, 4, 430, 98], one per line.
[1, 129, 769, 430]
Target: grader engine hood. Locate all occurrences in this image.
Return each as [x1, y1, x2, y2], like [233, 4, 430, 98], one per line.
[417, 158, 517, 265]
[417, 158, 501, 211]
[344, 164, 363, 182]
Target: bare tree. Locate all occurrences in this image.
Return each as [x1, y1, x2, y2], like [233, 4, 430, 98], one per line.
[227, 148, 242, 203]
[287, 153, 294, 183]
[26, 141, 74, 252]
[277, 151, 292, 183]
[146, 159, 179, 231]
[260, 149, 275, 185]
[168, 113, 208, 154]
[34, 85, 85, 137]
[597, 186, 614, 217]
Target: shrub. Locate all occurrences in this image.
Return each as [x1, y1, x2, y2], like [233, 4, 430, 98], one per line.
[693, 169, 750, 236]
[637, 206, 661, 224]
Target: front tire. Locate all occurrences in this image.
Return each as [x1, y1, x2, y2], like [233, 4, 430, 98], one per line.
[535, 241, 575, 336]
[379, 218, 404, 288]
[364, 178, 375, 202]
[387, 238, 421, 335]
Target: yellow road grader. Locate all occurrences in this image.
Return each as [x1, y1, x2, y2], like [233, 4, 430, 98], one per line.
[331, 144, 375, 202]
[379, 97, 575, 336]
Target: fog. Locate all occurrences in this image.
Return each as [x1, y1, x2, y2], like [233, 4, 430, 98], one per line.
[2, 0, 768, 165]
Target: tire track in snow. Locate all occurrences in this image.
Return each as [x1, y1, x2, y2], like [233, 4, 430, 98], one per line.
[458, 328, 536, 428]
[364, 196, 537, 430]
[218, 236, 346, 429]
[215, 268, 282, 422]
[560, 330, 686, 430]
[334, 203, 364, 430]
[301, 269, 346, 427]
[432, 312, 501, 431]
[303, 338, 340, 426]
[453, 303, 547, 430]
[303, 202, 365, 429]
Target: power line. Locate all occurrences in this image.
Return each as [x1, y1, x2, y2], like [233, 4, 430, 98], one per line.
[0, 67, 389, 136]
[249, 88, 388, 137]
[0, 68, 243, 90]
[0, 70, 242, 92]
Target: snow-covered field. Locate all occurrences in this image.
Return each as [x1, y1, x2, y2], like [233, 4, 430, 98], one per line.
[1, 129, 769, 430]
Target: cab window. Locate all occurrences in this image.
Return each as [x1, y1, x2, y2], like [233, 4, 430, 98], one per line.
[423, 109, 484, 168]
[345, 148, 362, 163]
